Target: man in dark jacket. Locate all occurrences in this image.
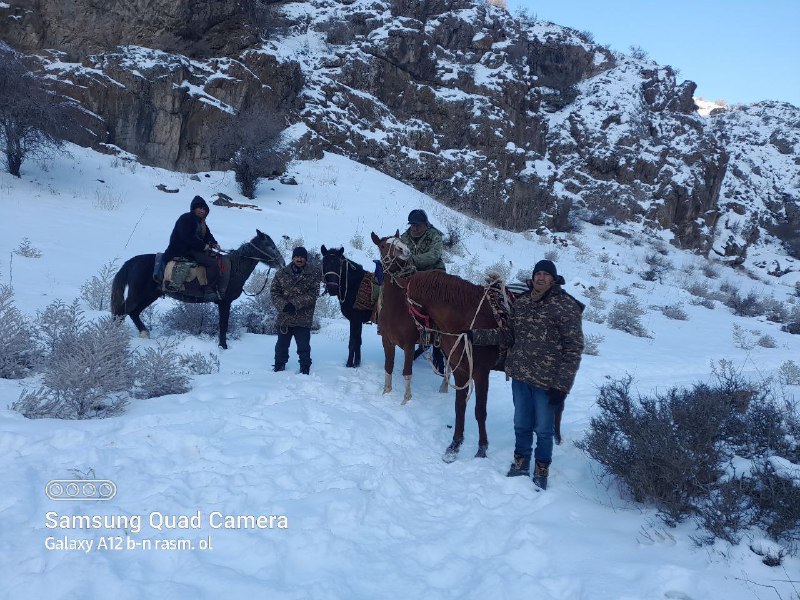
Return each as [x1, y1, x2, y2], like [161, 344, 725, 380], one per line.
[471, 259, 584, 490]
[164, 195, 221, 294]
[270, 247, 322, 374]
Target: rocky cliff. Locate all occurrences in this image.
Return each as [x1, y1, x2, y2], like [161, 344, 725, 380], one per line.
[1, 0, 797, 269]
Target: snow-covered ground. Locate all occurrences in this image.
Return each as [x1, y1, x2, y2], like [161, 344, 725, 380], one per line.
[0, 146, 798, 599]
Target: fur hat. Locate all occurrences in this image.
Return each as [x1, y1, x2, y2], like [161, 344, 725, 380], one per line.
[292, 246, 308, 260]
[532, 259, 558, 279]
[407, 209, 429, 225]
[190, 195, 209, 213]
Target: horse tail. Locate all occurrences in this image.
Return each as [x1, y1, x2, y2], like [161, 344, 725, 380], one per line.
[111, 260, 129, 317]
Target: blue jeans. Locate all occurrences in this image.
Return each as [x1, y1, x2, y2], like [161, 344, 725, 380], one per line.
[511, 380, 555, 465]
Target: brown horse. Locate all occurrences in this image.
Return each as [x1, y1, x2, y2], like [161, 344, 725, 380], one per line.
[370, 231, 425, 404]
[404, 270, 507, 462]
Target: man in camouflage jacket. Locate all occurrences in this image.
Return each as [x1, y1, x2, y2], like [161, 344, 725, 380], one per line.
[401, 209, 447, 373]
[400, 209, 446, 272]
[270, 247, 322, 374]
[471, 259, 584, 489]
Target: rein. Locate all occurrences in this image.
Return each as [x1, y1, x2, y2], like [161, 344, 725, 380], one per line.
[226, 241, 279, 297]
[322, 258, 352, 304]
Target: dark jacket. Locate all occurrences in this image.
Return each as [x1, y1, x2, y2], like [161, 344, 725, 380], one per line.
[472, 285, 584, 393]
[270, 264, 322, 329]
[164, 212, 217, 262]
[400, 226, 446, 272]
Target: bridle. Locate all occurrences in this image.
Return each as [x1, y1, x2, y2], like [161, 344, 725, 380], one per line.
[380, 237, 416, 282]
[230, 241, 282, 297]
[323, 255, 351, 303]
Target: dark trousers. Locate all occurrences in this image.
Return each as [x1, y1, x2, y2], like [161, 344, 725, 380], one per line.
[189, 250, 220, 289]
[274, 326, 311, 369]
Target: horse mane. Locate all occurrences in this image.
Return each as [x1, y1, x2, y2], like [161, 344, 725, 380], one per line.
[408, 271, 496, 328]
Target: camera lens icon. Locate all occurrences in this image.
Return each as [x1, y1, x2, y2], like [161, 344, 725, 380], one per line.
[46, 480, 116, 501]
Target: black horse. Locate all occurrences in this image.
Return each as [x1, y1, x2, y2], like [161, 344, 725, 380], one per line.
[112, 230, 285, 349]
[321, 245, 374, 367]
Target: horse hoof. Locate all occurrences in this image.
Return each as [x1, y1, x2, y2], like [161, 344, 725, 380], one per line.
[383, 387, 391, 395]
[138, 330, 150, 339]
[401, 395, 411, 405]
[555, 435, 562, 446]
[474, 445, 488, 459]
[442, 449, 458, 463]
[346, 361, 354, 368]
[219, 343, 228, 350]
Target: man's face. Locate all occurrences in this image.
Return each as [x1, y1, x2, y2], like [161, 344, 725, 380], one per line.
[292, 256, 307, 268]
[409, 222, 428, 237]
[193, 207, 208, 218]
[533, 270, 554, 286]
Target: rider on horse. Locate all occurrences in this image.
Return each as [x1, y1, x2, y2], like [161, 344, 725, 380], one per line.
[164, 195, 222, 296]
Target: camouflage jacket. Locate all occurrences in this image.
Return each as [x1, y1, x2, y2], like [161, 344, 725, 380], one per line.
[400, 226, 446, 272]
[270, 264, 322, 329]
[472, 285, 584, 393]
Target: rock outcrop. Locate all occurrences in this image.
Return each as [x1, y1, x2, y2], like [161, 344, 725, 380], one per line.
[1, 0, 797, 264]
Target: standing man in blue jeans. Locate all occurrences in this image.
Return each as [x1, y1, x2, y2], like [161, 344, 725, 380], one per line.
[470, 259, 584, 489]
[270, 247, 322, 374]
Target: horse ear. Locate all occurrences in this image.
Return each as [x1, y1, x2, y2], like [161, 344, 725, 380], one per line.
[337, 247, 344, 255]
[394, 229, 400, 237]
[370, 232, 381, 245]
[256, 229, 264, 238]
[321, 244, 327, 254]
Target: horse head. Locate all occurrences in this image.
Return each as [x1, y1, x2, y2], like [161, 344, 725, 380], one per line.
[321, 244, 346, 296]
[370, 231, 413, 277]
[250, 229, 285, 268]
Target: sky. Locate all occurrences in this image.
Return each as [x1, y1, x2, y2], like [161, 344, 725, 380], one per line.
[1, 146, 798, 599]
[506, 0, 800, 107]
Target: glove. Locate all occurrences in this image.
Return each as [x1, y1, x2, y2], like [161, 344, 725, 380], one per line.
[547, 388, 567, 407]
[461, 330, 474, 343]
[283, 302, 296, 314]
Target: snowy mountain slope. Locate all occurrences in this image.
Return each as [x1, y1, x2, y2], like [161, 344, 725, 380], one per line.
[1, 145, 798, 599]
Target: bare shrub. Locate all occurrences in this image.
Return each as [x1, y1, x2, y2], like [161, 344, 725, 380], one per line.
[757, 334, 777, 349]
[0, 285, 37, 378]
[584, 308, 606, 324]
[161, 302, 224, 338]
[349, 233, 365, 251]
[484, 259, 511, 283]
[134, 338, 191, 399]
[583, 333, 604, 356]
[662, 303, 688, 321]
[689, 296, 715, 310]
[777, 360, 800, 386]
[782, 305, 800, 335]
[92, 189, 123, 211]
[80, 260, 119, 311]
[13, 316, 133, 419]
[608, 297, 649, 337]
[179, 351, 220, 375]
[543, 249, 559, 262]
[33, 299, 83, 357]
[233, 269, 277, 334]
[13, 237, 42, 258]
[700, 262, 720, 279]
[732, 324, 755, 350]
[641, 252, 673, 282]
[578, 366, 798, 546]
[725, 289, 765, 317]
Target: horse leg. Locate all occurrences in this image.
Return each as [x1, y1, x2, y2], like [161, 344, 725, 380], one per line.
[382, 336, 394, 395]
[347, 319, 360, 367]
[443, 385, 468, 463]
[473, 371, 489, 458]
[401, 343, 414, 405]
[128, 289, 159, 338]
[218, 301, 231, 349]
[554, 402, 564, 445]
[353, 320, 362, 368]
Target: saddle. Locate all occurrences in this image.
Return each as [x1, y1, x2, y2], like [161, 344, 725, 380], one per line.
[153, 253, 231, 298]
[354, 272, 380, 313]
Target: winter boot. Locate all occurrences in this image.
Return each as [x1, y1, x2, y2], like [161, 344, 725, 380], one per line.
[533, 461, 549, 490]
[506, 454, 531, 477]
[299, 365, 310, 375]
[273, 364, 285, 372]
